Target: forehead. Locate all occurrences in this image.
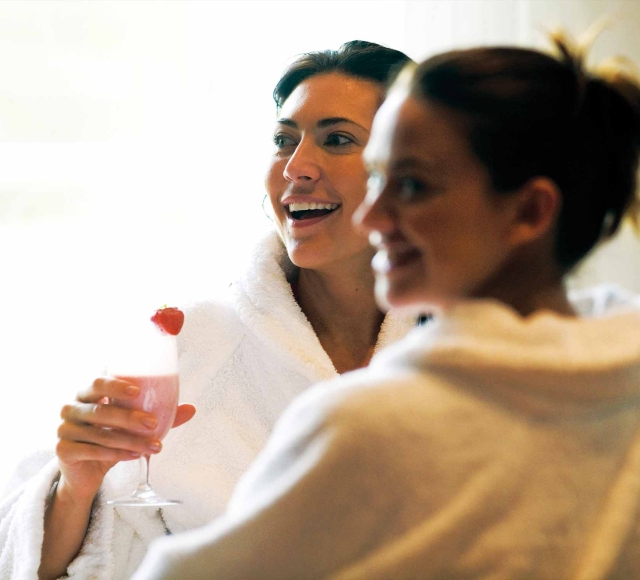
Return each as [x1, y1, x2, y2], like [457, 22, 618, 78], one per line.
[279, 72, 382, 128]
[366, 92, 472, 169]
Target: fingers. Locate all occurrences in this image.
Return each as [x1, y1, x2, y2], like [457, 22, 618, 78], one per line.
[76, 377, 139, 404]
[56, 440, 144, 464]
[172, 404, 197, 429]
[57, 378, 191, 475]
[57, 422, 162, 456]
[61, 401, 157, 434]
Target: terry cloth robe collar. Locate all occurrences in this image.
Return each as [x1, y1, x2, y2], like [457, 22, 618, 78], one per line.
[230, 232, 416, 384]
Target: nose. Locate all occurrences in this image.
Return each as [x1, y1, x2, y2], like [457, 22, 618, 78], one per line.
[283, 139, 321, 184]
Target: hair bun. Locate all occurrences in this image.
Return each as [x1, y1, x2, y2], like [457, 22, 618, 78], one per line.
[550, 26, 640, 237]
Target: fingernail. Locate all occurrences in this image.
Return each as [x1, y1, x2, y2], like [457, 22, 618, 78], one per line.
[148, 441, 162, 452]
[125, 385, 139, 396]
[141, 416, 157, 429]
[130, 451, 141, 457]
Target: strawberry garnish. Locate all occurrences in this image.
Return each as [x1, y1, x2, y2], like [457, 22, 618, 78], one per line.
[151, 306, 184, 336]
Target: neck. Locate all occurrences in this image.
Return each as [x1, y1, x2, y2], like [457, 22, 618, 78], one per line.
[296, 252, 385, 373]
[474, 252, 575, 318]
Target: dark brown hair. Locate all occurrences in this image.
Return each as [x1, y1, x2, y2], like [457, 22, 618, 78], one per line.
[404, 36, 640, 270]
[273, 40, 413, 110]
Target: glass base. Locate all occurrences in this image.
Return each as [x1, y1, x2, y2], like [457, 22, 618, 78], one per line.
[107, 484, 181, 507]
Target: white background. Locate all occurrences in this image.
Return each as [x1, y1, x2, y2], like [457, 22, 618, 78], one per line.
[2, 0, 640, 490]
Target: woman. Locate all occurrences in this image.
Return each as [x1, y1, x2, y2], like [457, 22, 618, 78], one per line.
[133, 34, 640, 579]
[0, 41, 414, 580]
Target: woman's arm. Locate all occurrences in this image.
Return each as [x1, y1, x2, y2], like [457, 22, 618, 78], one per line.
[38, 477, 94, 580]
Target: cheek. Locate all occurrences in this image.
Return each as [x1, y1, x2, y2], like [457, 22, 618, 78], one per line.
[402, 211, 476, 287]
[424, 213, 508, 291]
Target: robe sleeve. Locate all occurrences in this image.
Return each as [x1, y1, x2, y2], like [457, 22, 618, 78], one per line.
[131, 377, 400, 580]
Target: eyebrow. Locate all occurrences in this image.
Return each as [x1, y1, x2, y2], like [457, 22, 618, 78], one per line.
[392, 157, 437, 171]
[277, 116, 369, 133]
[277, 118, 298, 128]
[365, 156, 439, 173]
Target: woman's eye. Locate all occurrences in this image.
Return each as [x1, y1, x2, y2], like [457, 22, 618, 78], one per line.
[273, 134, 296, 149]
[324, 133, 354, 147]
[399, 177, 428, 200]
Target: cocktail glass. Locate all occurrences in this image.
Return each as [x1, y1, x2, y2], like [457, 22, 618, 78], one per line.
[106, 316, 181, 506]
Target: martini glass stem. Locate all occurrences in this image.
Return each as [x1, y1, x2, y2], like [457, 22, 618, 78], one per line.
[138, 456, 152, 493]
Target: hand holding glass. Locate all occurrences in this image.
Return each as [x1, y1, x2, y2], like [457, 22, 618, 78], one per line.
[106, 318, 181, 506]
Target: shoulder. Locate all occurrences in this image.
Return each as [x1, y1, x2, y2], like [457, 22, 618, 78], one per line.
[179, 297, 244, 348]
[177, 297, 245, 392]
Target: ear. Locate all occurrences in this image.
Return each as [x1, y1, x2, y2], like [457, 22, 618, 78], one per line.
[507, 177, 562, 248]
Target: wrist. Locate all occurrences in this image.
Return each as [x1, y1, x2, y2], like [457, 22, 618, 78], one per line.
[55, 475, 99, 509]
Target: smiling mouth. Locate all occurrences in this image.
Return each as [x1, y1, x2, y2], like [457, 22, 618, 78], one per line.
[287, 202, 340, 221]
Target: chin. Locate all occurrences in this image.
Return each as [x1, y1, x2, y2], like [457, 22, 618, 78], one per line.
[283, 238, 322, 269]
[287, 246, 346, 273]
[287, 237, 373, 272]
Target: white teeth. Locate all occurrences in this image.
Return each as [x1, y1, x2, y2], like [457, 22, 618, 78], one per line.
[287, 202, 339, 212]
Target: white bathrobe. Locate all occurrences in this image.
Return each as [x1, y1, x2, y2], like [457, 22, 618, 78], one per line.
[0, 233, 415, 580]
[132, 286, 640, 580]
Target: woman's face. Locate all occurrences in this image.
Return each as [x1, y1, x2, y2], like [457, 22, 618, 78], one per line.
[266, 72, 382, 271]
[355, 90, 523, 310]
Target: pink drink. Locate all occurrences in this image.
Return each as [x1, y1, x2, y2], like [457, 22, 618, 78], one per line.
[116, 374, 180, 440]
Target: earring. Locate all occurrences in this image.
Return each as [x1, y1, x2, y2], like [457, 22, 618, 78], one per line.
[262, 194, 274, 223]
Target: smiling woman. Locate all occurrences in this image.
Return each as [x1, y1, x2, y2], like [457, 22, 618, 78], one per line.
[0, 39, 415, 580]
[267, 41, 409, 280]
[267, 73, 380, 274]
[361, 89, 541, 312]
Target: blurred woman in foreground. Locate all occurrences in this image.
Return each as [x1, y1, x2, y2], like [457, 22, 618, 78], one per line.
[134, 33, 640, 580]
